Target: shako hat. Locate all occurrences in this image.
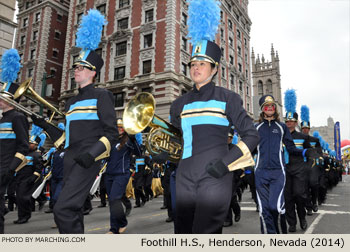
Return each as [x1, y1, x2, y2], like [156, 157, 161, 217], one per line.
[284, 89, 298, 122]
[259, 95, 276, 110]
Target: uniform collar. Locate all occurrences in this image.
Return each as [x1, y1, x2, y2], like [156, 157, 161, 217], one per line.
[2, 108, 15, 117]
[193, 81, 215, 93]
[78, 83, 95, 94]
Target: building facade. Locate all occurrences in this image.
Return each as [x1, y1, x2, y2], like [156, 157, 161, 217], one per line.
[0, 0, 17, 58]
[251, 44, 282, 120]
[14, 0, 69, 116]
[59, 0, 253, 121]
[310, 116, 335, 150]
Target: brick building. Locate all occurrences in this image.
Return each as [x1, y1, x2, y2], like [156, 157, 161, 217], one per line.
[15, 0, 69, 115]
[59, 0, 253, 120]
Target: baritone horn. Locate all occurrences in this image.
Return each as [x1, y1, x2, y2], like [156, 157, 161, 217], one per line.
[14, 77, 65, 121]
[123, 92, 182, 163]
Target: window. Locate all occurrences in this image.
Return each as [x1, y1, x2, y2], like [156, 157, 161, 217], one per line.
[258, 81, 263, 96]
[118, 18, 128, 30]
[95, 48, 102, 57]
[229, 55, 234, 65]
[181, 13, 187, 26]
[244, 38, 247, 47]
[57, 14, 63, 22]
[228, 20, 232, 30]
[220, 29, 224, 39]
[50, 69, 56, 77]
[97, 4, 106, 15]
[114, 93, 124, 107]
[144, 34, 153, 48]
[53, 50, 58, 58]
[220, 11, 223, 21]
[229, 37, 233, 47]
[35, 12, 41, 22]
[76, 13, 83, 24]
[238, 63, 242, 72]
[23, 18, 28, 27]
[237, 29, 241, 39]
[246, 69, 248, 78]
[227, 3, 232, 11]
[142, 87, 152, 93]
[55, 31, 60, 40]
[145, 9, 153, 23]
[247, 103, 250, 111]
[143, 60, 152, 74]
[28, 68, 33, 77]
[221, 67, 225, 78]
[267, 80, 273, 94]
[20, 35, 26, 45]
[239, 81, 243, 92]
[181, 63, 187, 76]
[19, 54, 23, 62]
[116, 41, 127, 56]
[119, 0, 129, 8]
[230, 74, 234, 87]
[238, 46, 241, 55]
[246, 86, 249, 95]
[33, 30, 38, 41]
[221, 47, 224, 58]
[30, 49, 36, 60]
[181, 37, 187, 51]
[114, 66, 125, 80]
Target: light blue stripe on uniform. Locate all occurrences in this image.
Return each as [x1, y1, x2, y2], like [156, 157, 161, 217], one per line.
[25, 156, 34, 166]
[181, 100, 228, 159]
[0, 122, 16, 139]
[65, 99, 99, 148]
[293, 139, 304, 150]
[135, 158, 145, 173]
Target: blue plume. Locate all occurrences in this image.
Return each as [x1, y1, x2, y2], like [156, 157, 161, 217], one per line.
[0, 49, 22, 83]
[284, 89, 297, 113]
[300, 105, 309, 122]
[330, 150, 336, 157]
[187, 0, 221, 45]
[232, 135, 238, 145]
[312, 131, 319, 138]
[47, 147, 56, 158]
[325, 142, 329, 151]
[76, 9, 107, 50]
[38, 133, 46, 149]
[30, 124, 43, 137]
[58, 122, 65, 130]
[135, 133, 143, 145]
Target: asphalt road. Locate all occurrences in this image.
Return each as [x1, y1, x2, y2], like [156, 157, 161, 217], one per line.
[4, 175, 350, 234]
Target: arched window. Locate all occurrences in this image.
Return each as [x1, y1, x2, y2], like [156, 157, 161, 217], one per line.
[258, 81, 263, 96]
[266, 79, 273, 94]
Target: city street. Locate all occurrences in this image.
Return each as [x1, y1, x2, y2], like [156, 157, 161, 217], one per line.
[4, 175, 350, 234]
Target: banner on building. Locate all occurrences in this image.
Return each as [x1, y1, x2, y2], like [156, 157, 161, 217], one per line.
[334, 121, 341, 160]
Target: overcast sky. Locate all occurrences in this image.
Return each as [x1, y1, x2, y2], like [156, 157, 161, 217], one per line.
[249, 0, 350, 141]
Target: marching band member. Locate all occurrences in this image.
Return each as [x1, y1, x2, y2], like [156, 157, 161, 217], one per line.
[169, 0, 259, 233]
[0, 49, 29, 233]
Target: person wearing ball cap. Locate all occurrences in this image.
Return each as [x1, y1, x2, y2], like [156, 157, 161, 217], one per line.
[169, 0, 259, 234]
[254, 94, 307, 234]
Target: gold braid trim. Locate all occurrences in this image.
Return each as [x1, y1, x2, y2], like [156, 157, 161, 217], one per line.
[14, 153, 29, 172]
[54, 132, 66, 149]
[227, 141, 255, 172]
[95, 136, 111, 161]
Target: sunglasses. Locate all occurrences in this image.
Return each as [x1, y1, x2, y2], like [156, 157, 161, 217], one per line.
[73, 65, 92, 71]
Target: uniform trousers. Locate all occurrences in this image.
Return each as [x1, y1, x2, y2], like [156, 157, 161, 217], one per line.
[53, 143, 100, 234]
[305, 163, 320, 210]
[175, 154, 232, 234]
[285, 166, 307, 227]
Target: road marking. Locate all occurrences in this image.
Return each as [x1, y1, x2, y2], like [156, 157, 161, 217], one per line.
[305, 213, 323, 234]
[320, 203, 340, 207]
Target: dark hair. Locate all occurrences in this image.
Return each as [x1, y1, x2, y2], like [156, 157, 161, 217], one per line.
[117, 133, 129, 150]
[259, 110, 280, 123]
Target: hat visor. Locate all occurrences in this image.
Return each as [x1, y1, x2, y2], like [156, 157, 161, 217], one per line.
[188, 55, 216, 66]
[73, 60, 95, 71]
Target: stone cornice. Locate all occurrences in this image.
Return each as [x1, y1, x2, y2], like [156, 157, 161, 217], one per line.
[17, 0, 69, 18]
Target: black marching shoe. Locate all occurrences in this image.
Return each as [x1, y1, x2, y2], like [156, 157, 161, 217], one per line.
[97, 204, 106, 208]
[38, 200, 47, 211]
[165, 217, 174, 223]
[125, 207, 132, 216]
[45, 208, 53, 213]
[234, 214, 241, 222]
[83, 208, 92, 215]
[223, 221, 233, 227]
[307, 209, 313, 216]
[312, 204, 318, 212]
[300, 219, 308, 230]
[14, 218, 29, 224]
[288, 225, 296, 232]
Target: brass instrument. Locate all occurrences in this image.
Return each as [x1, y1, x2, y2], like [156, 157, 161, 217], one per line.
[123, 92, 182, 163]
[0, 78, 65, 148]
[14, 77, 64, 121]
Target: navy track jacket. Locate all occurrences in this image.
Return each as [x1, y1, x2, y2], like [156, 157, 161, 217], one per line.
[255, 119, 303, 170]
